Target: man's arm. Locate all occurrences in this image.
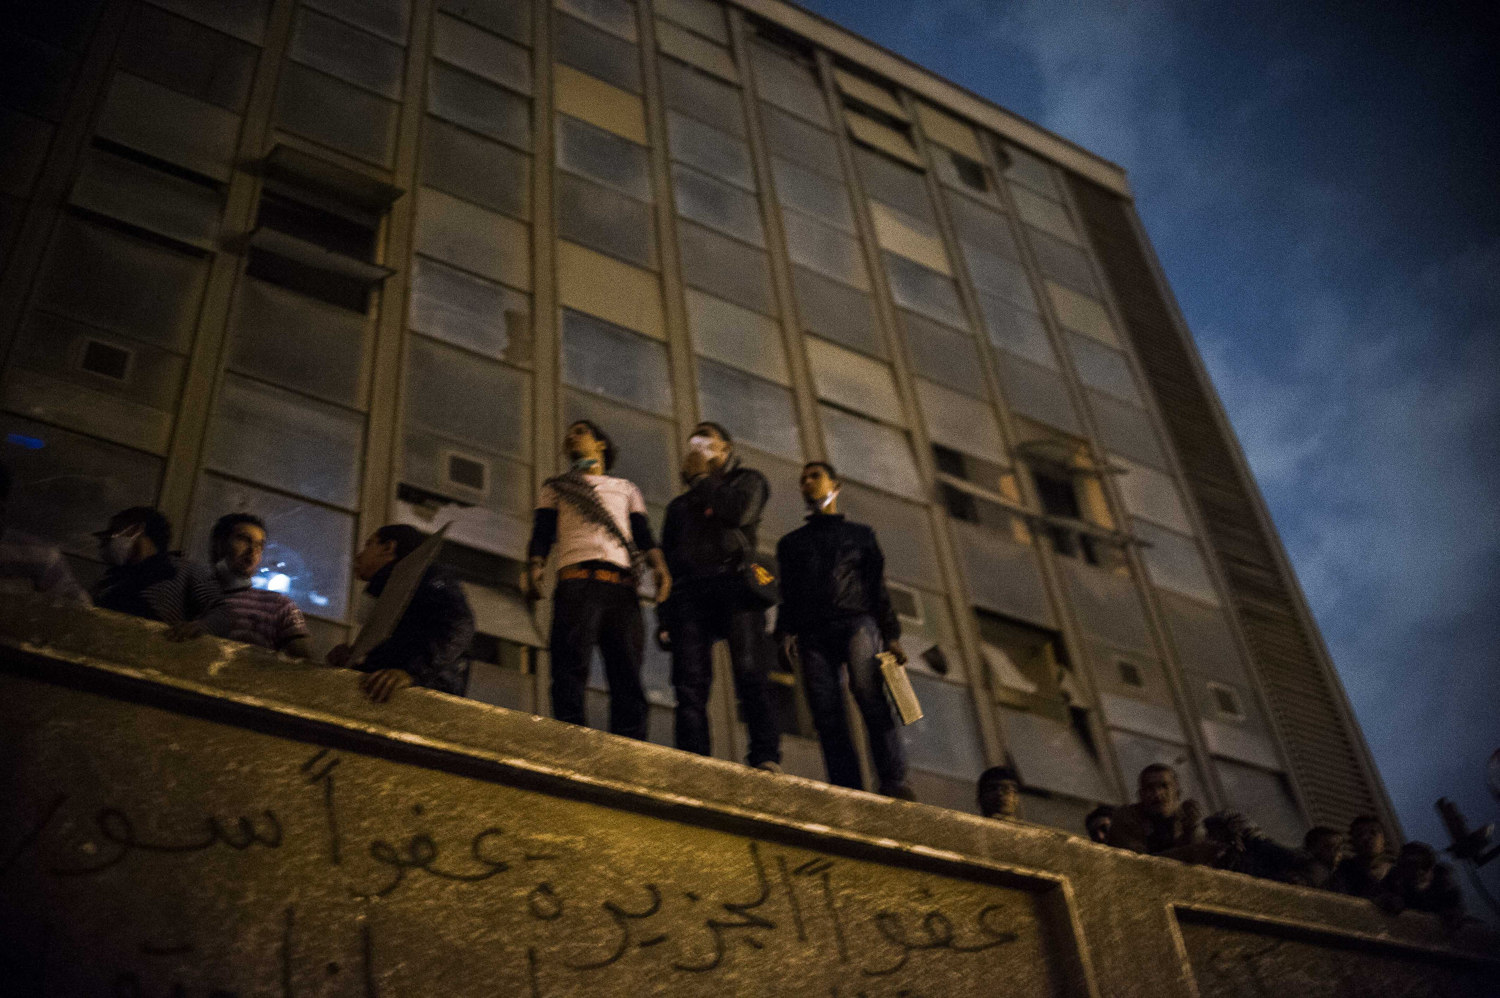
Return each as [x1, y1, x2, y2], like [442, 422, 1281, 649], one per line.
[275, 599, 312, 659]
[527, 486, 560, 595]
[38, 548, 89, 604]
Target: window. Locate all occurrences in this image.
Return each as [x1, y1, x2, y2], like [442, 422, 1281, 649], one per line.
[883, 252, 964, 327]
[1113, 455, 1192, 535]
[790, 266, 883, 358]
[1000, 706, 1112, 802]
[964, 243, 1034, 308]
[433, 13, 530, 94]
[556, 0, 638, 42]
[290, 7, 406, 99]
[407, 336, 531, 458]
[771, 157, 852, 230]
[117, 3, 257, 113]
[667, 111, 753, 190]
[1046, 281, 1118, 345]
[303, 0, 409, 44]
[1002, 142, 1061, 199]
[561, 308, 671, 415]
[1087, 390, 1166, 469]
[408, 255, 531, 366]
[951, 519, 1052, 627]
[916, 379, 1003, 462]
[843, 101, 920, 168]
[556, 172, 655, 268]
[247, 180, 389, 312]
[1118, 660, 1143, 687]
[904, 672, 986, 781]
[1134, 518, 1220, 606]
[781, 209, 869, 289]
[274, 62, 398, 167]
[1158, 591, 1250, 687]
[1208, 682, 1244, 720]
[805, 337, 902, 425]
[439, 0, 532, 45]
[938, 148, 989, 195]
[938, 482, 1025, 536]
[656, 0, 728, 44]
[855, 146, 933, 222]
[1010, 184, 1078, 244]
[685, 288, 788, 384]
[422, 117, 530, 220]
[945, 191, 1018, 257]
[696, 360, 800, 460]
[655, 19, 736, 82]
[819, 404, 922, 500]
[428, 62, 531, 149]
[749, 42, 828, 128]
[996, 355, 1081, 436]
[932, 444, 1011, 498]
[678, 220, 774, 314]
[70, 145, 224, 251]
[95, 72, 241, 181]
[1066, 332, 1139, 404]
[901, 311, 984, 397]
[228, 277, 368, 408]
[976, 609, 1072, 705]
[445, 451, 489, 494]
[660, 58, 744, 137]
[672, 162, 764, 246]
[555, 11, 641, 93]
[759, 103, 841, 177]
[1058, 557, 1152, 653]
[555, 113, 651, 200]
[1028, 225, 1097, 297]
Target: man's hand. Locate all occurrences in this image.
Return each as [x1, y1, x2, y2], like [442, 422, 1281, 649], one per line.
[655, 628, 672, 651]
[165, 620, 206, 642]
[326, 643, 354, 669]
[526, 558, 546, 600]
[681, 449, 709, 480]
[646, 549, 671, 604]
[884, 639, 907, 665]
[779, 634, 798, 664]
[361, 668, 413, 703]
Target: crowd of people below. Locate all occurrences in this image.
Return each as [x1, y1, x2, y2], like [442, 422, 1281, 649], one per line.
[978, 762, 1470, 928]
[0, 424, 1473, 930]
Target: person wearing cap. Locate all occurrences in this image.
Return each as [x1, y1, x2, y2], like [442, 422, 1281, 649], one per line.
[90, 506, 225, 627]
[657, 422, 781, 772]
[526, 420, 670, 740]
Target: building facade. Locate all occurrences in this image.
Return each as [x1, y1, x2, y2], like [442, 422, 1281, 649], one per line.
[0, 0, 1397, 840]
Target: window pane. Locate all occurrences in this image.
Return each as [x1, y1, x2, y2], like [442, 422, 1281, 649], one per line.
[149, 0, 271, 45]
[95, 72, 241, 181]
[409, 255, 531, 365]
[556, 0, 638, 42]
[428, 62, 531, 149]
[34, 215, 209, 353]
[1088, 390, 1166, 469]
[869, 201, 950, 275]
[672, 162, 763, 245]
[555, 113, 651, 199]
[996, 353, 1080, 435]
[1003, 143, 1061, 200]
[806, 337, 902, 424]
[839, 482, 940, 588]
[749, 44, 828, 127]
[1159, 590, 1249, 686]
[655, 19, 735, 82]
[228, 278, 366, 408]
[275, 63, 397, 167]
[771, 156, 851, 230]
[666, 110, 753, 190]
[1047, 282, 1118, 346]
[556, 11, 640, 92]
[917, 378, 1003, 459]
[407, 336, 530, 458]
[1215, 759, 1305, 847]
[69, 147, 224, 249]
[415, 186, 532, 288]
[204, 374, 364, 509]
[656, 0, 727, 44]
[0, 413, 161, 557]
[290, 7, 405, 98]
[981, 294, 1054, 368]
[884, 252, 963, 327]
[1010, 184, 1077, 244]
[564, 390, 677, 504]
[963, 243, 1033, 308]
[303, 0, 409, 44]
[1135, 518, 1219, 605]
[1029, 225, 1096, 297]
[1067, 332, 1139, 404]
[556, 171, 655, 268]
[820, 404, 921, 500]
[562, 308, 671, 414]
[190, 472, 354, 620]
[660, 58, 745, 137]
[118, 3, 257, 113]
[678, 220, 774, 314]
[905, 674, 984, 780]
[439, 0, 531, 44]
[759, 102, 841, 177]
[1001, 707, 1112, 801]
[697, 360, 800, 460]
[951, 520, 1053, 627]
[945, 191, 1018, 256]
[791, 266, 883, 358]
[855, 147, 933, 223]
[434, 12, 530, 94]
[422, 117, 530, 219]
[782, 209, 868, 289]
[902, 311, 985, 397]
[1059, 558, 1152, 653]
[686, 288, 788, 384]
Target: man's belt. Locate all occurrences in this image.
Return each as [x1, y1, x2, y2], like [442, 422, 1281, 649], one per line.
[558, 564, 631, 585]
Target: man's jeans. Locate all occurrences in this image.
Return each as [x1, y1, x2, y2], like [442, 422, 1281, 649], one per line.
[669, 576, 781, 767]
[796, 615, 907, 792]
[549, 577, 648, 740]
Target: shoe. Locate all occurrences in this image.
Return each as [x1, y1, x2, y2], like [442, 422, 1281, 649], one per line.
[754, 760, 783, 774]
[881, 782, 917, 801]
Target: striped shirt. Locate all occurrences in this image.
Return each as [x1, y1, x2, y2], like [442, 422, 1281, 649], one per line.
[91, 553, 223, 625]
[217, 583, 309, 652]
[0, 528, 88, 603]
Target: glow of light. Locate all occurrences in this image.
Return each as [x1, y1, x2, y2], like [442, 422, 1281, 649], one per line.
[5, 433, 45, 450]
[308, 592, 330, 607]
[250, 576, 268, 590]
[267, 573, 291, 593]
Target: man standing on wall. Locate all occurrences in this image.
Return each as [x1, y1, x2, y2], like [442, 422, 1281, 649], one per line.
[657, 422, 781, 772]
[527, 420, 670, 740]
[775, 461, 912, 798]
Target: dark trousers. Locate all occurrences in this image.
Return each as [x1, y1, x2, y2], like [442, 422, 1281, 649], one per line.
[549, 577, 648, 740]
[669, 576, 781, 766]
[796, 615, 907, 792]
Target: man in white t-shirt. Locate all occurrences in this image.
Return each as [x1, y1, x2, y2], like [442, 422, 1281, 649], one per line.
[526, 420, 671, 740]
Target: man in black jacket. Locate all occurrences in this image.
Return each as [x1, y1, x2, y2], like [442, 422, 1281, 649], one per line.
[657, 422, 781, 771]
[327, 524, 475, 702]
[775, 461, 911, 797]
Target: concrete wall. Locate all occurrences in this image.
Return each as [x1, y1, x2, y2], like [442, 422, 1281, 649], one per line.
[2, 593, 1494, 997]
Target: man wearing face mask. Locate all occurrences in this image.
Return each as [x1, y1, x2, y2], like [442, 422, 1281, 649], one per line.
[657, 422, 781, 772]
[775, 461, 912, 798]
[90, 507, 225, 627]
[191, 513, 311, 657]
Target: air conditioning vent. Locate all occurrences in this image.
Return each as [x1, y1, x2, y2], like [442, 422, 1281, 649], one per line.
[79, 339, 132, 380]
[445, 452, 488, 493]
[1117, 661, 1143, 687]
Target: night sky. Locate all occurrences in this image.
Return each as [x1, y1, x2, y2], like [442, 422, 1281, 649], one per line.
[796, 0, 1500, 899]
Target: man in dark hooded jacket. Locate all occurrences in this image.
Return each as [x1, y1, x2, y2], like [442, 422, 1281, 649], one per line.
[327, 525, 474, 702]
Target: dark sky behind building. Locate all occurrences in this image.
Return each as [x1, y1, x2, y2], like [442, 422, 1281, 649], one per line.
[797, 0, 1500, 895]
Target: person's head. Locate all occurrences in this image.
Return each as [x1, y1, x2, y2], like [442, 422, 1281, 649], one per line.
[1085, 805, 1115, 844]
[95, 507, 170, 566]
[1348, 815, 1386, 860]
[1392, 841, 1437, 890]
[353, 524, 427, 581]
[211, 513, 267, 578]
[564, 419, 615, 472]
[799, 461, 839, 509]
[1137, 764, 1180, 819]
[689, 421, 733, 471]
[1304, 826, 1345, 869]
[977, 766, 1021, 820]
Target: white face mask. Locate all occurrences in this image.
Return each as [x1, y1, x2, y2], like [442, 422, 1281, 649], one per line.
[805, 488, 839, 511]
[688, 434, 717, 456]
[103, 529, 138, 566]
